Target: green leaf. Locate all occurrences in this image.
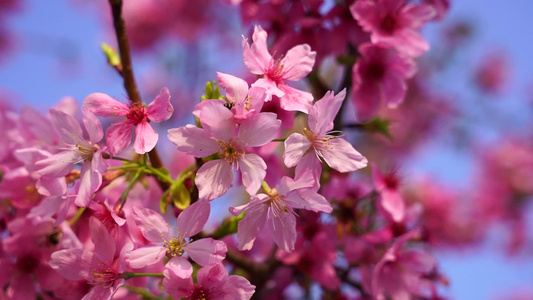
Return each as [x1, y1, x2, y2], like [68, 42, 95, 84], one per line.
[171, 183, 191, 210]
[362, 117, 393, 140]
[200, 81, 221, 101]
[101, 43, 121, 67]
[211, 212, 245, 239]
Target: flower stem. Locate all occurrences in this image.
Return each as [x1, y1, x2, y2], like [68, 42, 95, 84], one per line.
[121, 272, 164, 279]
[67, 207, 86, 226]
[272, 138, 286, 142]
[117, 167, 144, 212]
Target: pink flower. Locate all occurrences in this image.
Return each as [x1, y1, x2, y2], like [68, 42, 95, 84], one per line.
[163, 262, 255, 300]
[351, 43, 416, 120]
[83, 87, 173, 155]
[168, 103, 280, 200]
[350, 0, 436, 57]
[372, 163, 405, 223]
[49, 217, 130, 300]
[229, 170, 332, 252]
[35, 109, 107, 207]
[284, 89, 367, 190]
[126, 201, 227, 273]
[194, 72, 267, 124]
[243, 25, 316, 113]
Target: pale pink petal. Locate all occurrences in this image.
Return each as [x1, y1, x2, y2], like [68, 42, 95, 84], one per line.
[283, 133, 311, 168]
[133, 121, 158, 154]
[82, 108, 103, 144]
[287, 189, 333, 213]
[131, 206, 170, 242]
[50, 109, 84, 145]
[401, 249, 435, 273]
[82, 285, 114, 300]
[126, 246, 167, 269]
[199, 102, 236, 141]
[276, 170, 315, 195]
[242, 26, 271, 75]
[294, 153, 322, 191]
[83, 93, 129, 117]
[235, 86, 266, 115]
[381, 73, 407, 108]
[238, 112, 280, 147]
[13, 148, 51, 173]
[167, 256, 194, 279]
[147, 87, 173, 122]
[163, 260, 194, 298]
[92, 148, 108, 174]
[401, 3, 436, 28]
[380, 190, 405, 222]
[267, 209, 297, 252]
[217, 72, 249, 103]
[236, 203, 268, 250]
[29, 195, 63, 219]
[177, 200, 211, 237]
[390, 29, 429, 57]
[280, 44, 316, 81]
[225, 275, 256, 300]
[49, 248, 92, 281]
[75, 161, 101, 207]
[106, 121, 133, 156]
[278, 85, 313, 113]
[35, 151, 78, 177]
[319, 137, 368, 172]
[54, 96, 78, 117]
[36, 176, 67, 196]
[187, 238, 227, 266]
[239, 154, 267, 196]
[229, 194, 267, 216]
[167, 125, 219, 157]
[89, 217, 115, 263]
[308, 89, 346, 134]
[196, 160, 233, 200]
[193, 99, 225, 120]
[197, 263, 228, 288]
[252, 78, 284, 98]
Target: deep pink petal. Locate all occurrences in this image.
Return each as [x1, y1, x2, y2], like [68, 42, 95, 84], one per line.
[350, 0, 380, 33]
[351, 80, 381, 121]
[126, 246, 167, 269]
[147, 87, 173, 122]
[236, 203, 268, 250]
[196, 263, 228, 288]
[106, 121, 133, 156]
[9, 273, 37, 300]
[217, 72, 249, 103]
[380, 190, 406, 222]
[308, 89, 346, 134]
[177, 200, 211, 237]
[167, 125, 219, 157]
[238, 112, 280, 147]
[280, 44, 316, 81]
[196, 160, 233, 200]
[131, 206, 170, 242]
[283, 133, 311, 168]
[319, 137, 368, 172]
[187, 238, 227, 266]
[401, 3, 436, 28]
[83, 93, 129, 117]
[239, 154, 267, 196]
[133, 121, 158, 154]
[381, 73, 407, 108]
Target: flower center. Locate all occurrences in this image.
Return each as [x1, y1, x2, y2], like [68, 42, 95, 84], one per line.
[265, 189, 297, 218]
[363, 62, 386, 81]
[163, 233, 187, 257]
[266, 55, 285, 83]
[77, 143, 99, 161]
[187, 285, 210, 300]
[379, 14, 400, 34]
[217, 138, 244, 166]
[126, 103, 148, 125]
[90, 264, 118, 288]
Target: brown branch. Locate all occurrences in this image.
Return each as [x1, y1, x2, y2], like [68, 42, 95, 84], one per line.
[107, 0, 169, 191]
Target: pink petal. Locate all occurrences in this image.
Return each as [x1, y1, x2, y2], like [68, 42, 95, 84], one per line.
[196, 263, 228, 287]
[278, 85, 313, 113]
[106, 121, 133, 156]
[308, 89, 346, 134]
[288, 189, 333, 213]
[252, 78, 284, 98]
[280, 44, 316, 81]
[390, 29, 429, 57]
[167, 125, 219, 157]
[187, 238, 227, 266]
[238, 112, 280, 147]
[131, 206, 170, 242]
[89, 217, 115, 264]
[9, 273, 37, 300]
[14, 148, 52, 173]
[126, 246, 167, 269]
[37, 176, 67, 197]
[401, 3, 436, 28]
[267, 208, 297, 252]
[236, 203, 269, 250]
[229, 194, 266, 216]
[400, 249, 436, 273]
[283, 133, 311, 168]
[351, 80, 381, 121]
[163, 258, 194, 298]
[177, 200, 211, 237]
[198, 101, 236, 141]
[75, 161, 101, 207]
[217, 72, 249, 103]
[35, 151, 78, 177]
[193, 99, 225, 120]
[224, 275, 256, 300]
[49, 248, 92, 281]
[319, 137, 368, 172]
[276, 170, 315, 195]
[380, 190, 405, 222]
[167, 256, 194, 279]
[381, 73, 407, 108]
[133, 121, 158, 154]
[239, 154, 267, 196]
[83, 93, 129, 117]
[294, 153, 322, 191]
[147, 87, 174, 122]
[82, 108, 104, 144]
[242, 25, 271, 75]
[236, 85, 266, 115]
[49, 108, 84, 145]
[195, 160, 233, 200]
[350, 0, 380, 33]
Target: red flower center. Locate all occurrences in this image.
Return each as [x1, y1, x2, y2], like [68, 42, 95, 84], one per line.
[126, 103, 148, 125]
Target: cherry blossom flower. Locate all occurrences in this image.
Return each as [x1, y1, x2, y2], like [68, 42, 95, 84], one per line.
[352, 43, 416, 120]
[83, 87, 173, 155]
[163, 262, 255, 300]
[35, 109, 107, 207]
[373, 163, 405, 223]
[243, 25, 316, 113]
[230, 170, 332, 252]
[284, 89, 367, 189]
[168, 102, 280, 200]
[126, 201, 227, 274]
[350, 0, 436, 57]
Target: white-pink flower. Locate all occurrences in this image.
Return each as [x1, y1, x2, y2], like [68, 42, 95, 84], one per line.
[83, 87, 173, 155]
[168, 103, 281, 200]
[283, 89, 368, 190]
[243, 25, 316, 113]
[229, 170, 332, 252]
[126, 201, 227, 275]
[35, 109, 107, 207]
